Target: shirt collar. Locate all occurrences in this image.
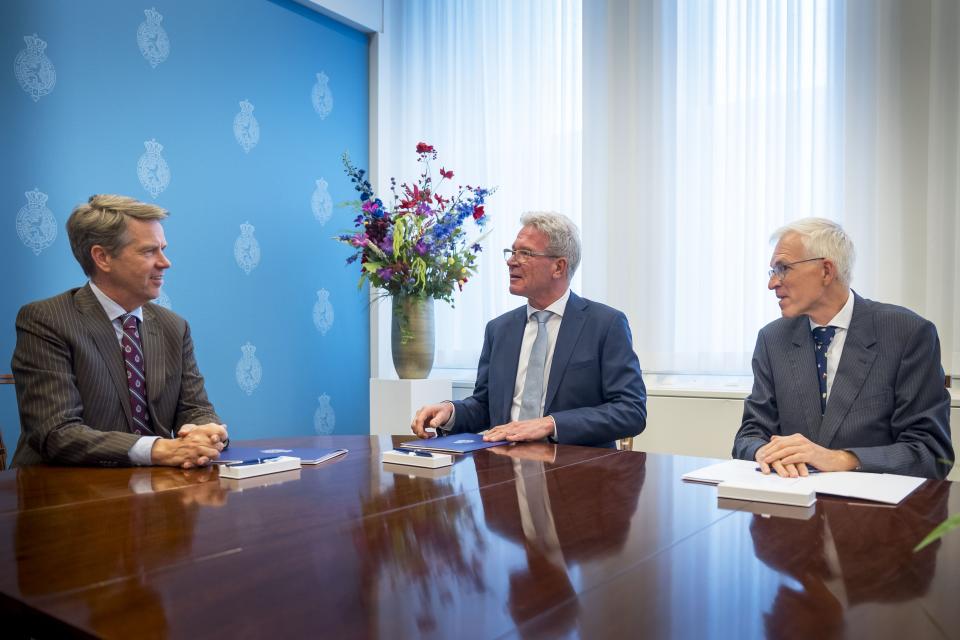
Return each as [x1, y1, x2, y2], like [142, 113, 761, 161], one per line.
[88, 281, 144, 323]
[809, 290, 854, 331]
[527, 288, 570, 320]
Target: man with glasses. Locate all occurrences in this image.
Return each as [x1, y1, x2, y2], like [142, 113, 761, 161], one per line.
[733, 218, 952, 479]
[411, 212, 646, 447]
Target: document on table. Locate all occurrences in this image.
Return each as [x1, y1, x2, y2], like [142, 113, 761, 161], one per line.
[682, 459, 926, 505]
[216, 446, 348, 465]
[807, 471, 925, 505]
[399, 432, 508, 454]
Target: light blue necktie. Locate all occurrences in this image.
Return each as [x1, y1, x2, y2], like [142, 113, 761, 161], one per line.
[518, 310, 552, 420]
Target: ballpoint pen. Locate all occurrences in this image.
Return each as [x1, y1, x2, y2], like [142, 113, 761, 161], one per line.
[224, 457, 281, 466]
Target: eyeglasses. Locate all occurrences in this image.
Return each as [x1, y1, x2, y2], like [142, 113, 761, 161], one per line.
[768, 257, 825, 281]
[502, 248, 561, 263]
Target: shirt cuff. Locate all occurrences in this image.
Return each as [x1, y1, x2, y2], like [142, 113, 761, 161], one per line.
[547, 415, 558, 443]
[129, 436, 160, 466]
[441, 400, 456, 432]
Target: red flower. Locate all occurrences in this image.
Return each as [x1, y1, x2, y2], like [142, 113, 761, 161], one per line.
[399, 184, 421, 209]
[416, 142, 435, 154]
[440, 167, 454, 180]
[472, 205, 485, 220]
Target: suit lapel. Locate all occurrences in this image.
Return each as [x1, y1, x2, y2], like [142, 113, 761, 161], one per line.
[74, 285, 134, 429]
[786, 318, 823, 439]
[497, 307, 527, 424]
[142, 305, 170, 437]
[545, 292, 587, 410]
[819, 295, 877, 447]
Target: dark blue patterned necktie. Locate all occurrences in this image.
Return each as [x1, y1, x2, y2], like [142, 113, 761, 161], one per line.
[121, 314, 154, 435]
[812, 326, 837, 415]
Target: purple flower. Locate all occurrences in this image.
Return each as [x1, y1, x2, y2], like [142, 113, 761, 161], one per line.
[349, 233, 368, 247]
[416, 201, 433, 217]
[377, 267, 394, 281]
[415, 241, 429, 256]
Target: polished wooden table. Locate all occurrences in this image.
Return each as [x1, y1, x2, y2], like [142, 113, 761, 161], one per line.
[0, 436, 957, 639]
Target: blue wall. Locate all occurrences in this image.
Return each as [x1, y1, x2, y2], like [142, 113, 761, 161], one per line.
[0, 0, 370, 452]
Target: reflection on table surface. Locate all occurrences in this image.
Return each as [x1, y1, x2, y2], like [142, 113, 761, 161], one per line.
[0, 435, 956, 639]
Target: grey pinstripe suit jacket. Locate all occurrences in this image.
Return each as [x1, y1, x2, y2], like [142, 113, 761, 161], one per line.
[10, 285, 220, 467]
[733, 293, 953, 479]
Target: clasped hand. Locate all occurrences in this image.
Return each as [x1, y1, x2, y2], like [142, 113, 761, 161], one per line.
[151, 423, 229, 469]
[756, 433, 859, 477]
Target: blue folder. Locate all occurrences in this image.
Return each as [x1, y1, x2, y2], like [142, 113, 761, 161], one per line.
[216, 446, 347, 465]
[398, 432, 508, 454]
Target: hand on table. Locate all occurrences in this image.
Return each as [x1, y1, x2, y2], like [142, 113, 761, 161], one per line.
[756, 434, 859, 477]
[483, 417, 555, 443]
[152, 423, 228, 469]
[411, 402, 453, 438]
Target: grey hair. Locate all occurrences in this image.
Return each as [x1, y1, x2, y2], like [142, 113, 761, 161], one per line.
[519, 211, 581, 279]
[771, 217, 855, 286]
[67, 194, 169, 276]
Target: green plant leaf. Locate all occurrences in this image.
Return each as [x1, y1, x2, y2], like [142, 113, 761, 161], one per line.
[914, 513, 960, 552]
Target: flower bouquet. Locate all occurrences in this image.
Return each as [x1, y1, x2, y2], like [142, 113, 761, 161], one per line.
[336, 142, 494, 377]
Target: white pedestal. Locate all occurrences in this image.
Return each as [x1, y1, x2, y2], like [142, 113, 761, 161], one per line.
[369, 378, 453, 436]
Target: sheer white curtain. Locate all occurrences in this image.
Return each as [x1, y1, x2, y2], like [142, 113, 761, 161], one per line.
[374, 0, 582, 374]
[583, 0, 960, 376]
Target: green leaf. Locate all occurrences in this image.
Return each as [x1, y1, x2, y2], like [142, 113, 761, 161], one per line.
[914, 513, 960, 552]
[393, 216, 405, 256]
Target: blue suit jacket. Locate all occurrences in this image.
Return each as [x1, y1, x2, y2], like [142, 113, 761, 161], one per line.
[449, 292, 647, 448]
[733, 293, 953, 479]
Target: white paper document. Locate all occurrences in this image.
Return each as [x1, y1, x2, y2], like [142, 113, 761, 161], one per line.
[682, 459, 926, 505]
[807, 471, 925, 505]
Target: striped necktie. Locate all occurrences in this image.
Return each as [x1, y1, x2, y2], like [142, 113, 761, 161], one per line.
[121, 314, 154, 435]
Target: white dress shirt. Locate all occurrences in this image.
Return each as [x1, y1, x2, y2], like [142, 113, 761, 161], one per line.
[510, 288, 570, 422]
[88, 281, 158, 465]
[808, 291, 855, 404]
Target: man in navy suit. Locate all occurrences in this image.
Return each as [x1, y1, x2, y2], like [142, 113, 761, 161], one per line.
[733, 218, 953, 479]
[411, 212, 646, 448]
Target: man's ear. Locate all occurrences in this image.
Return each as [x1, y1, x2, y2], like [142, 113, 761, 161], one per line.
[553, 258, 568, 280]
[821, 258, 838, 285]
[90, 245, 112, 274]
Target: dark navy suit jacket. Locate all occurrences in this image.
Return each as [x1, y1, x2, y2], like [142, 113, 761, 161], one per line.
[449, 292, 647, 448]
[733, 293, 953, 479]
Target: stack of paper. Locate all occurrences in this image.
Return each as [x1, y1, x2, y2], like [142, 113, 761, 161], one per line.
[382, 449, 453, 468]
[218, 456, 301, 479]
[717, 477, 816, 506]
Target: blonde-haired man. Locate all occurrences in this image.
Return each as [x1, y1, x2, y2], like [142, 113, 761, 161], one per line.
[11, 194, 227, 468]
[733, 218, 952, 479]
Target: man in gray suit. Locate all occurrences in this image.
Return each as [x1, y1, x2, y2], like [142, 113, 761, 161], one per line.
[733, 218, 952, 479]
[11, 194, 227, 468]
